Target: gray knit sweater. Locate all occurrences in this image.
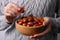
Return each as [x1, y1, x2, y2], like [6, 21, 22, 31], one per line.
[0, 0, 60, 40]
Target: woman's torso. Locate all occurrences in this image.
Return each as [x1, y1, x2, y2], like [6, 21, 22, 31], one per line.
[0, 0, 56, 17]
[0, 0, 57, 40]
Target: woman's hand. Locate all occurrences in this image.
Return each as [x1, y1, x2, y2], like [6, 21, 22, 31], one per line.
[28, 17, 51, 38]
[4, 3, 24, 23]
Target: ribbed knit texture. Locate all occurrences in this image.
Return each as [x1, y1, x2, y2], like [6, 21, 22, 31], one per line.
[0, 0, 57, 40]
[0, 0, 56, 17]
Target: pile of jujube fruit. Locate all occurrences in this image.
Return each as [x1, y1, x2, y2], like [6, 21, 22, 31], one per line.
[17, 14, 44, 27]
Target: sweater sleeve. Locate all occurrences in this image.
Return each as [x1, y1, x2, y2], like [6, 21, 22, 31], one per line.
[50, 0, 60, 33]
[0, 15, 12, 31]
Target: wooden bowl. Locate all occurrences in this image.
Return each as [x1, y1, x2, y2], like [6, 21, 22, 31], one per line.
[15, 21, 50, 36]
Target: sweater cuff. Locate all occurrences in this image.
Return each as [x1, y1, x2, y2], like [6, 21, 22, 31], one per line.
[0, 16, 12, 31]
[50, 18, 58, 33]
[50, 18, 56, 27]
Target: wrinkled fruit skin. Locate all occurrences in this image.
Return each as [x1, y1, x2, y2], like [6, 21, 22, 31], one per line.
[22, 23, 27, 26]
[22, 18, 27, 23]
[27, 22, 33, 26]
[18, 7, 25, 13]
[17, 14, 44, 27]
[33, 16, 39, 22]
[33, 23, 40, 27]
[28, 14, 33, 21]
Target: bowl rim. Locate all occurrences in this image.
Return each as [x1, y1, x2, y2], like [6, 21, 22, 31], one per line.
[15, 21, 44, 28]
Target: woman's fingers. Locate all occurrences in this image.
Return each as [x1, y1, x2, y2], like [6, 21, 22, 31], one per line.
[6, 3, 20, 10]
[4, 3, 24, 17]
[43, 17, 50, 26]
[4, 6, 19, 17]
[11, 3, 20, 10]
[4, 3, 25, 23]
[28, 25, 51, 39]
[4, 13, 12, 17]
[28, 35, 37, 38]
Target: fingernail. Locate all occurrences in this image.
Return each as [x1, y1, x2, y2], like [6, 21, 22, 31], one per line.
[18, 8, 20, 10]
[30, 36, 33, 39]
[43, 22, 45, 26]
[7, 14, 11, 16]
[34, 35, 37, 37]
[34, 35, 36, 37]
